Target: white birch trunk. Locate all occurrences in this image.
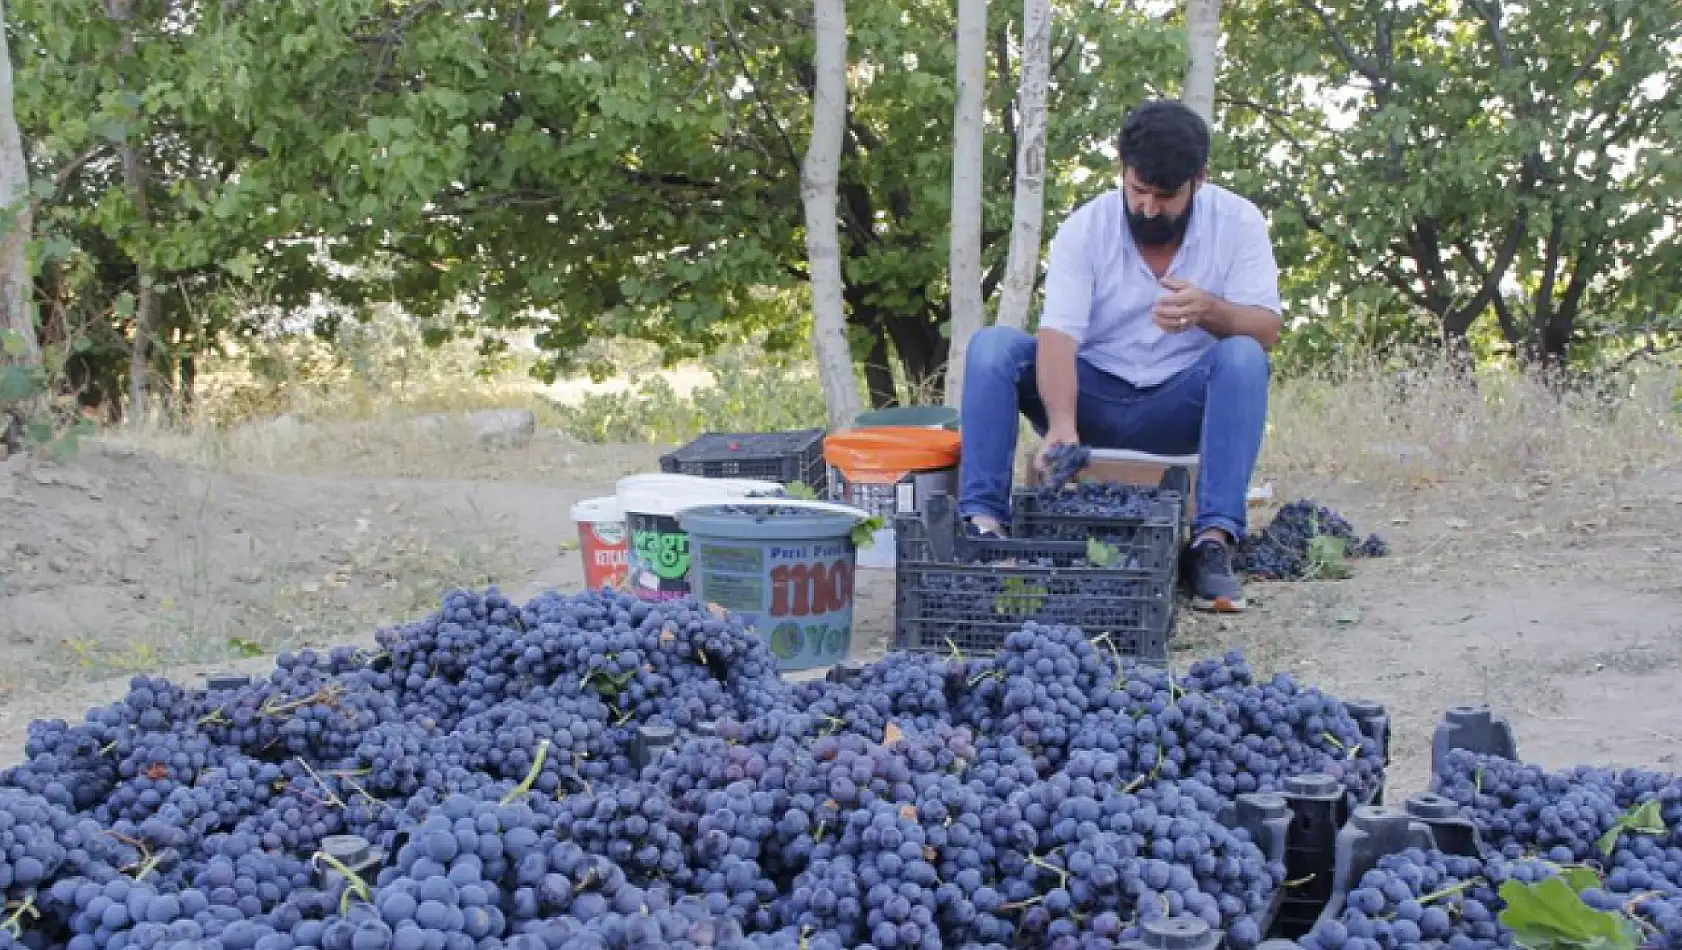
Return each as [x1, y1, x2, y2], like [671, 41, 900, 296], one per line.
[1182, 0, 1223, 125]
[105, 0, 157, 428]
[802, 0, 865, 430]
[943, 0, 988, 407]
[993, 0, 1052, 332]
[0, 0, 38, 367]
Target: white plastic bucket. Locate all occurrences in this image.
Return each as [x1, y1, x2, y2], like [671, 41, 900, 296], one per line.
[571, 496, 628, 590]
[615, 474, 784, 602]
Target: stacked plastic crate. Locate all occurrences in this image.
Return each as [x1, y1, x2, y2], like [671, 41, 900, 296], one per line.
[891, 485, 1185, 662]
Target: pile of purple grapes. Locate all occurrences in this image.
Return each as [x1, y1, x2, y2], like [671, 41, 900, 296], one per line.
[1293, 748, 1682, 950]
[0, 588, 1393, 950]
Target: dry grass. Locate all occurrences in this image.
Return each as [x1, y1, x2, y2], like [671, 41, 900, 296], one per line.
[1265, 356, 1682, 487]
[130, 327, 1682, 502]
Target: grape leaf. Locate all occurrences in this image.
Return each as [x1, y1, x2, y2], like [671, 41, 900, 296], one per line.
[1596, 799, 1666, 857]
[1548, 864, 1604, 894]
[1497, 877, 1641, 950]
[1305, 533, 1351, 580]
[1086, 536, 1120, 568]
[851, 515, 884, 549]
[994, 577, 1048, 616]
[227, 637, 266, 657]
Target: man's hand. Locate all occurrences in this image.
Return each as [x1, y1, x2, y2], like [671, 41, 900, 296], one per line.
[1153, 276, 1284, 348]
[1153, 277, 1214, 333]
[1033, 425, 1081, 479]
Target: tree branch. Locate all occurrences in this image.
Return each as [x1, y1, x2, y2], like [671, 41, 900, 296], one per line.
[29, 144, 112, 215]
[715, 2, 805, 179]
[1296, 0, 1384, 85]
[1605, 331, 1682, 376]
[1534, 208, 1565, 330]
[1051, 33, 1080, 76]
[1290, 194, 1436, 313]
[1444, 206, 1528, 334]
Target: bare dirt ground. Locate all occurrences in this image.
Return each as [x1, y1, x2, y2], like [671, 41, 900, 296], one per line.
[3, 430, 1680, 802]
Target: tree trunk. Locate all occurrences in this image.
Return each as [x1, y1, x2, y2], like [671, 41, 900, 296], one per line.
[801, 0, 865, 430]
[944, 0, 988, 407]
[994, 0, 1052, 332]
[178, 353, 196, 412]
[0, 0, 37, 368]
[859, 322, 897, 408]
[883, 313, 948, 398]
[1181, 0, 1223, 124]
[106, 0, 155, 429]
[123, 149, 155, 429]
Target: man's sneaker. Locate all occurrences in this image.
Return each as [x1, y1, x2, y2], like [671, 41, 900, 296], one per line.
[1186, 535, 1246, 612]
[964, 517, 1010, 540]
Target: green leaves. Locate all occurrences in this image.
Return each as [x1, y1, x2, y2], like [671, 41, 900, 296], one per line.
[1305, 533, 1352, 580]
[994, 577, 1049, 617]
[850, 515, 885, 550]
[1496, 877, 1641, 950]
[0, 364, 38, 402]
[1086, 537, 1121, 568]
[1597, 800, 1667, 858]
[1220, 0, 1682, 372]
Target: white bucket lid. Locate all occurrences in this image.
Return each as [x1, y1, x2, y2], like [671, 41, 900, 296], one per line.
[616, 473, 785, 518]
[570, 495, 623, 523]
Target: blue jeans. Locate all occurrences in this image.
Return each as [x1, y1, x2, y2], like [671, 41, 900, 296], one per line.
[957, 326, 1271, 541]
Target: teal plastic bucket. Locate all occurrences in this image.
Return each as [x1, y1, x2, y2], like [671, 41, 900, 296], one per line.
[853, 406, 961, 430]
[679, 503, 862, 671]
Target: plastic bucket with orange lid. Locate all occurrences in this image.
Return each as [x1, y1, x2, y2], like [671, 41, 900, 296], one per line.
[823, 426, 963, 568]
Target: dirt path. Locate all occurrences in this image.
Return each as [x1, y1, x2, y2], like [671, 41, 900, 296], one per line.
[3, 438, 1678, 799]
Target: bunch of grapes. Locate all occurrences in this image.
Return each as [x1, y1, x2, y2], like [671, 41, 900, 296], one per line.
[1236, 499, 1389, 580]
[1433, 749, 1682, 862]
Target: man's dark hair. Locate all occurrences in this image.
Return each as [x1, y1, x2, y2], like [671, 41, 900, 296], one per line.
[1117, 99, 1210, 191]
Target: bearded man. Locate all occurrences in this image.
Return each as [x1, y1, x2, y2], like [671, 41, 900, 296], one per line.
[955, 98, 1283, 613]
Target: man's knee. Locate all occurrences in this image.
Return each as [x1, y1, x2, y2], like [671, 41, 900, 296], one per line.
[966, 325, 1034, 375]
[1213, 335, 1270, 382]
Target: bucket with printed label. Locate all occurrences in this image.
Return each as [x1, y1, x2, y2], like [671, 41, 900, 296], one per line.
[679, 499, 870, 671]
[615, 474, 785, 603]
[571, 496, 629, 590]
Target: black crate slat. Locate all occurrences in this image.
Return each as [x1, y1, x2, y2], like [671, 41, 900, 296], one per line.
[658, 429, 828, 489]
[1009, 488, 1187, 556]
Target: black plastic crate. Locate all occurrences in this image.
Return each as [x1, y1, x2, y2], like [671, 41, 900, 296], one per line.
[1009, 486, 1186, 562]
[1282, 804, 1449, 940]
[658, 429, 828, 492]
[1428, 703, 1519, 792]
[893, 494, 1174, 661]
[1272, 774, 1354, 938]
[1342, 699, 1391, 806]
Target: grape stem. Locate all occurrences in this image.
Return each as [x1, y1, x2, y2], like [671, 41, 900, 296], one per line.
[501, 738, 552, 804]
[312, 850, 372, 916]
[2, 896, 37, 937]
[261, 684, 344, 718]
[293, 756, 346, 809]
[1418, 878, 1482, 905]
[130, 850, 164, 882]
[1026, 853, 1069, 886]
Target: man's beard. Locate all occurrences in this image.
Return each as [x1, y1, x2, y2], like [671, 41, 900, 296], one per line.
[1127, 193, 1195, 247]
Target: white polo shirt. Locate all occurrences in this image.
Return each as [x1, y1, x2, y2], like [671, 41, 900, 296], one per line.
[1036, 182, 1283, 387]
